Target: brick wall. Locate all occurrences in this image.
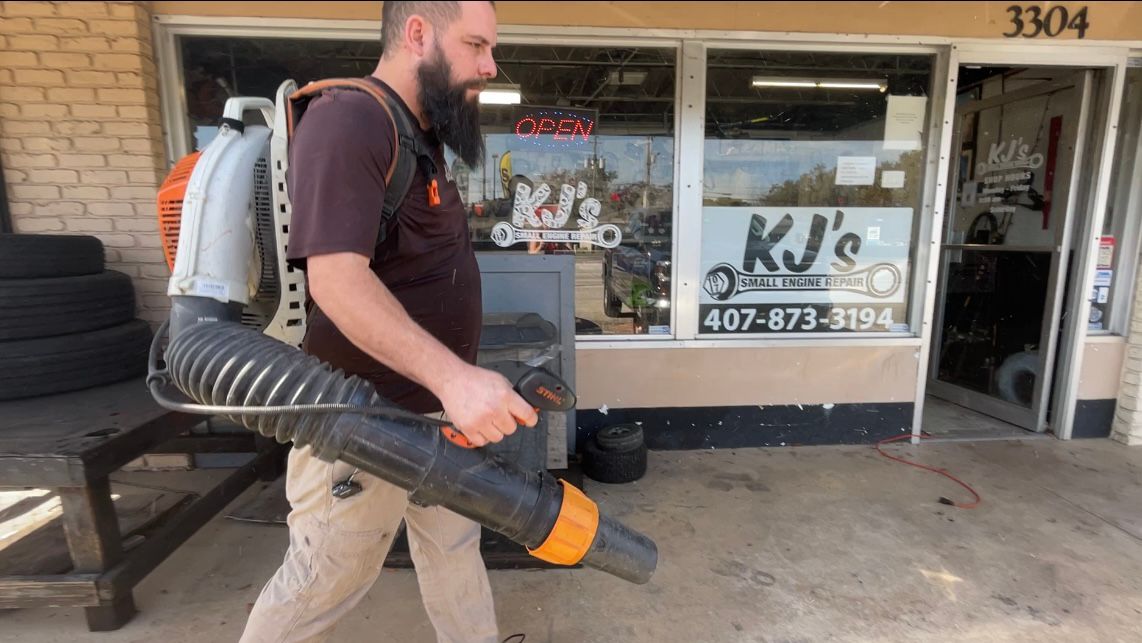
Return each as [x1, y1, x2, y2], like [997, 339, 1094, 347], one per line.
[0, 1, 171, 324]
[1112, 267, 1142, 446]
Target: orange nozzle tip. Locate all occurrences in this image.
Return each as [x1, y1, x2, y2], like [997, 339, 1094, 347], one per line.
[527, 480, 599, 566]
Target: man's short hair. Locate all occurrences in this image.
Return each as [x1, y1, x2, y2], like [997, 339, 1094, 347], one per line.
[381, 1, 495, 57]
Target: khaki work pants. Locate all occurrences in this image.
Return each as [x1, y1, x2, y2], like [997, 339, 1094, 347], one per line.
[239, 414, 499, 643]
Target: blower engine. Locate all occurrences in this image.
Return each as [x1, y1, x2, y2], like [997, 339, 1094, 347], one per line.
[146, 81, 658, 585]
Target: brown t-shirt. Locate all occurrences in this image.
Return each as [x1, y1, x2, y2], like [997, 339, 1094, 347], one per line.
[285, 76, 481, 414]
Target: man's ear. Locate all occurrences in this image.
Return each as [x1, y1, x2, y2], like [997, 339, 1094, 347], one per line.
[404, 14, 432, 59]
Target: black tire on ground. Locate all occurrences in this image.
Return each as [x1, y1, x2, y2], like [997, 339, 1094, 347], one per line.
[582, 437, 648, 484]
[996, 350, 1039, 407]
[0, 320, 153, 401]
[603, 286, 622, 317]
[596, 423, 645, 452]
[0, 234, 104, 279]
[0, 271, 137, 341]
[602, 264, 623, 318]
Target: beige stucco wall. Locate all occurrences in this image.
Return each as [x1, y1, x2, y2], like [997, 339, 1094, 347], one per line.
[576, 345, 919, 409]
[1080, 338, 1126, 400]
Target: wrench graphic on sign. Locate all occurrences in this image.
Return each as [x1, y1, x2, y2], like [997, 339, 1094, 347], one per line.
[703, 262, 903, 301]
[490, 222, 623, 249]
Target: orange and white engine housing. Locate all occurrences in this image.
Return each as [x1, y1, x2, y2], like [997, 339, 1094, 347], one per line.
[156, 80, 307, 346]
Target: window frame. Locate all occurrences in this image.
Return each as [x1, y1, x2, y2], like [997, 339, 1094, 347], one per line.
[679, 40, 950, 342]
[154, 18, 685, 342]
[1097, 58, 1142, 337]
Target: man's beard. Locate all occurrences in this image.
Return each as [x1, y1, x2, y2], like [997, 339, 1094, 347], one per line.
[417, 47, 486, 167]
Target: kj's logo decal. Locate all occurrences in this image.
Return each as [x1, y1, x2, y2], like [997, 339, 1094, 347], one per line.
[702, 209, 903, 301]
[976, 137, 1044, 175]
[490, 180, 622, 249]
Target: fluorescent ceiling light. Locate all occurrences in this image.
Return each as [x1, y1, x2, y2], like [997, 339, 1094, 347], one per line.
[608, 70, 648, 86]
[818, 81, 886, 90]
[751, 77, 816, 88]
[752, 76, 887, 92]
[479, 84, 521, 105]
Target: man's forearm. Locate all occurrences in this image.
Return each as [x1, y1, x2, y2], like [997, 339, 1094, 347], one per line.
[305, 251, 537, 445]
[306, 253, 466, 397]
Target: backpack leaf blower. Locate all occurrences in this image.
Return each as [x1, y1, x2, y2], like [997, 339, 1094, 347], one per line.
[147, 79, 658, 585]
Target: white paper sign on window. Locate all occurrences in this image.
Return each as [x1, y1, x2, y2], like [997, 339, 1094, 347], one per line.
[881, 170, 906, 189]
[883, 95, 927, 151]
[836, 157, 877, 186]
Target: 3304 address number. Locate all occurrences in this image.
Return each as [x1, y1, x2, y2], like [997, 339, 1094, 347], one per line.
[1005, 5, 1089, 39]
[700, 304, 898, 333]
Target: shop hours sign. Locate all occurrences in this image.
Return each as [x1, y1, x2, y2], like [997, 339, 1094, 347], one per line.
[700, 207, 913, 334]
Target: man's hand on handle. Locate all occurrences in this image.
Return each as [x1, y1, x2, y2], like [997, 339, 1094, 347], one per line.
[436, 364, 538, 447]
[306, 254, 538, 448]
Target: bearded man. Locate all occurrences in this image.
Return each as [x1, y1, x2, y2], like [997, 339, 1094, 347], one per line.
[240, 3, 537, 642]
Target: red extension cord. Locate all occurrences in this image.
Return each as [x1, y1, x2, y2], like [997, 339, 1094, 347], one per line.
[875, 433, 982, 509]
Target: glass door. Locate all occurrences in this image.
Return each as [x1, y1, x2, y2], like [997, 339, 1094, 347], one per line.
[929, 69, 1094, 432]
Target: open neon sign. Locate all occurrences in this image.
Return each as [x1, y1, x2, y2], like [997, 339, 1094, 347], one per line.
[512, 108, 597, 149]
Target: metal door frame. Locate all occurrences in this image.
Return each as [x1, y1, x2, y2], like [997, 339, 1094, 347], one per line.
[904, 43, 1131, 443]
[1050, 58, 1130, 440]
[928, 70, 1093, 431]
[917, 40, 1133, 442]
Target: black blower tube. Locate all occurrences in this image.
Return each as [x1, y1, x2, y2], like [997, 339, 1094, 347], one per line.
[158, 321, 657, 584]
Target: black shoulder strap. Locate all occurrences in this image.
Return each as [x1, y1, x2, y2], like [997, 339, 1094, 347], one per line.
[377, 93, 423, 245]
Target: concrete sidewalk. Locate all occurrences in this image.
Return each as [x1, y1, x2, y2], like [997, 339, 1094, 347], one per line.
[2, 438, 1140, 643]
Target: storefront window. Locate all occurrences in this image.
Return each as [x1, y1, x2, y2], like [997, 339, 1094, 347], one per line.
[180, 36, 381, 150]
[1094, 66, 1142, 333]
[178, 37, 677, 338]
[700, 50, 933, 335]
[457, 45, 676, 337]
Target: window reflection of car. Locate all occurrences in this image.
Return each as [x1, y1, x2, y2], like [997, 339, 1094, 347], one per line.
[602, 208, 671, 332]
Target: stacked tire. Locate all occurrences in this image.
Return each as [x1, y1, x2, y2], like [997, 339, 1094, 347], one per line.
[0, 234, 153, 401]
[582, 423, 648, 484]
